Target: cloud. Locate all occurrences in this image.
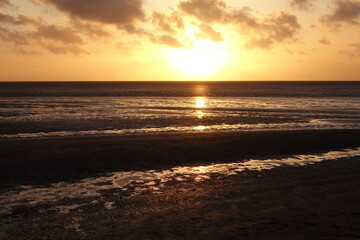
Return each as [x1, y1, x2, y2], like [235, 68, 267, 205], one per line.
[319, 36, 331, 45]
[321, 0, 360, 28]
[236, 11, 301, 49]
[289, 0, 314, 11]
[197, 23, 223, 42]
[0, 7, 127, 55]
[0, 12, 82, 45]
[40, 42, 87, 55]
[0, 13, 87, 55]
[178, 0, 301, 49]
[348, 43, 360, 54]
[178, 0, 227, 23]
[37, 0, 145, 30]
[148, 11, 188, 48]
[116, 40, 141, 55]
[0, 26, 30, 45]
[0, 14, 38, 46]
[266, 12, 301, 41]
[339, 42, 360, 57]
[0, 12, 17, 24]
[152, 11, 184, 33]
[14, 48, 39, 55]
[154, 35, 185, 48]
[70, 19, 112, 39]
[31, 23, 88, 55]
[0, 12, 38, 25]
[0, 0, 12, 8]
[1, 0, 301, 53]
[121, 23, 149, 35]
[229, 7, 259, 28]
[32, 24, 83, 44]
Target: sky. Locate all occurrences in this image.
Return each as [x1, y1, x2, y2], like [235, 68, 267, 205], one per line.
[0, 0, 360, 81]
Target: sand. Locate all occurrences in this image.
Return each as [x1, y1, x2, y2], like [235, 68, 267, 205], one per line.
[1, 157, 359, 239]
[0, 129, 360, 239]
[0, 129, 359, 189]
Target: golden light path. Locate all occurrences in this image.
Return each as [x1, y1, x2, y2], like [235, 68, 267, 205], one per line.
[195, 97, 206, 108]
[194, 126, 207, 130]
[194, 96, 207, 130]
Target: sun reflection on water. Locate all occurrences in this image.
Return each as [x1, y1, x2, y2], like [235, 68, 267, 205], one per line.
[195, 97, 206, 108]
[197, 166, 207, 173]
[194, 96, 207, 120]
[196, 110, 204, 119]
[194, 126, 207, 131]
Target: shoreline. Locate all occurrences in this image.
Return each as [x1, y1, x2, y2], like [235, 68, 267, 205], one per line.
[1, 129, 359, 189]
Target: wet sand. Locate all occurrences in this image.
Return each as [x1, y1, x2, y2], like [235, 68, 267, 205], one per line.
[0, 129, 360, 189]
[1, 129, 360, 239]
[1, 157, 360, 239]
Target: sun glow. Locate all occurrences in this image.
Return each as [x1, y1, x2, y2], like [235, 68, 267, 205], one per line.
[167, 39, 230, 77]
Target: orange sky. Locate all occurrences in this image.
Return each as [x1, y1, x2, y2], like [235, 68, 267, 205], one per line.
[1, 0, 360, 81]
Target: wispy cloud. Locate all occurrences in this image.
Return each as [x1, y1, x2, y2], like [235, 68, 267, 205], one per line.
[289, 0, 315, 11]
[0, 0, 13, 8]
[321, 0, 360, 29]
[319, 36, 331, 45]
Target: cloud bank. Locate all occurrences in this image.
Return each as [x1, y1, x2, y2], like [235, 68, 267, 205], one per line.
[0, 0, 324, 55]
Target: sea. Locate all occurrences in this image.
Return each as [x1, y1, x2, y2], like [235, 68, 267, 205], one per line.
[0, 81, 359, 140]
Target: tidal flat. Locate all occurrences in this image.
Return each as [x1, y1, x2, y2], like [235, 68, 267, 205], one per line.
[0, 129, 360, 239]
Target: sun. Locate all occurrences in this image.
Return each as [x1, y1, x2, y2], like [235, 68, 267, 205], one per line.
[167, 39, 230, 77]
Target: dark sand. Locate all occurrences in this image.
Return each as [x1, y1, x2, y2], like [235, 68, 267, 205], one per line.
[1, 157, 360, 239]
[0, 129, 360, 189]
[1, 129, 360, 239]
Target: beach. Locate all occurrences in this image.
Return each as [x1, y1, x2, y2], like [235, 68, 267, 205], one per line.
[2, 0, 360, 236]
[1, 129, 360, 239]
[1, 129, 360, 188]
[1, 82, 360, 239]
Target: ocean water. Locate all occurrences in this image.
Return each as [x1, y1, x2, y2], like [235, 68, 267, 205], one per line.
[0, 81, 359, 139]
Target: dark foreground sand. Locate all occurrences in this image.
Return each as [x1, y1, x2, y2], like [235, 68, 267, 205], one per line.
[1, 130, 360, 239]
[0, 129, 360, 189]
[1, 157, 360, 239]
